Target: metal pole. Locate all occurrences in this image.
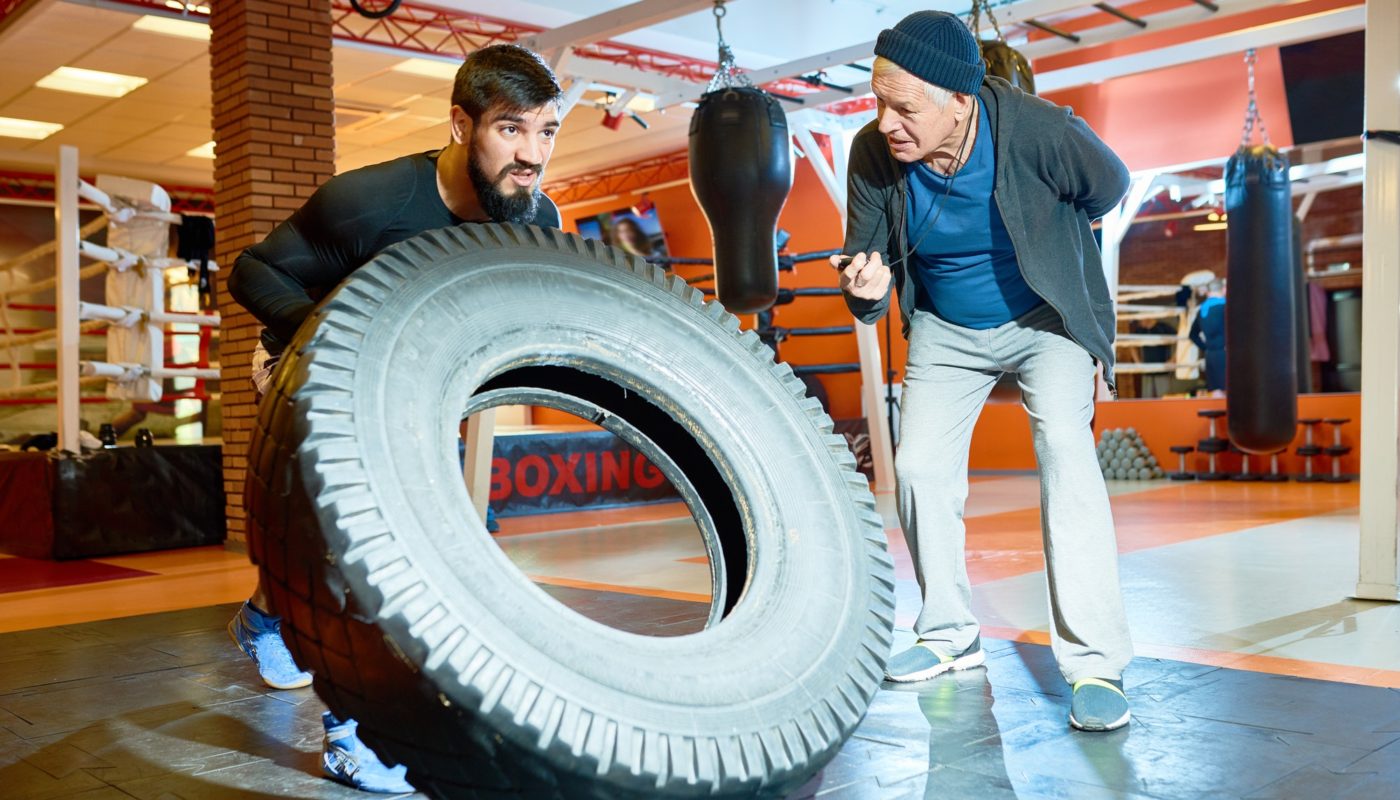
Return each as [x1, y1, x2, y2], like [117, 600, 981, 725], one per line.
[799, 118, 896, 489]
[791, 122, 843, 213]
[55, 145, 81, 453]
[1097, 174, 1156, 400]
[1357, 0, 1400, 602]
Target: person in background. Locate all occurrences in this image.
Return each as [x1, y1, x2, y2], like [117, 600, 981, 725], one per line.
[1132, 317, 1178, 398]
[611, 215, 655, 257]
[1190, 279, 1227, 395]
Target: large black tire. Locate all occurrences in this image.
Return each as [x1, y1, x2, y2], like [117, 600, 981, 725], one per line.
[246, 224, 894, 799]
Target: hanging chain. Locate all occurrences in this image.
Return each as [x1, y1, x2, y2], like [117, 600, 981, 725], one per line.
[706, 0, 753, 92]
[967, 0, 1007, 44]
[1240, 48, 1270, 147]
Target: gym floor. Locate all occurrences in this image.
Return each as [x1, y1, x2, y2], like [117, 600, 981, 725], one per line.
[2, 476, 1398, 798]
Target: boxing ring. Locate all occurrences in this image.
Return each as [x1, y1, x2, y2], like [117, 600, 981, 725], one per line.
[0, 145, 219, 451]
[671, 251, 884, 472]
[1113, 282, 1206, 392]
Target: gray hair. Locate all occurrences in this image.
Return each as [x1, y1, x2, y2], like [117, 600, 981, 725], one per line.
[871, 55, 954, 110]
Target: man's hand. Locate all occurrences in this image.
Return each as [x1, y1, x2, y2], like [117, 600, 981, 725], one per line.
[833, 252, 891, 301]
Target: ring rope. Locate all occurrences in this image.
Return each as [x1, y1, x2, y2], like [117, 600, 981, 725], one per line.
[1117, 290, 1179, 303]
[0, 262, 109, 302]
[0, 299, 18, 385]
[1117, 309, 1182, 321]
[1114, 361, 1205, 375]
[1115, 335, 1186, 347]
[0, 318, 107, 350]
[0, 374, 107, 400]
[0, 216, 108, 274]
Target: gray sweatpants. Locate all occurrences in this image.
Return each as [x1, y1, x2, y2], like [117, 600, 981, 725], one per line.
[897, 303, 1132, 684]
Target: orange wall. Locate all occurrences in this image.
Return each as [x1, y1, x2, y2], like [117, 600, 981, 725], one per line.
[1042, 47, 1294, 172]
[1036, 0, 1361, 170]
[970, 393, 1360, 476]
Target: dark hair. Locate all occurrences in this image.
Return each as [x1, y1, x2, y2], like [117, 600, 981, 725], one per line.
[452, 44, 563, 121]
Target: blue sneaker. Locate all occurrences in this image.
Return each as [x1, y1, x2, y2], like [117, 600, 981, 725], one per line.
[885, 635, 986, 683]
[227, 601, 313, 690]
[485, 505, 500, 533]
[1069, 677, 1131, 732]
[322, 713, 415, 794]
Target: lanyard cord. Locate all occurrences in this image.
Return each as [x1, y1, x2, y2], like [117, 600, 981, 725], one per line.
[853, 97, 979, 273]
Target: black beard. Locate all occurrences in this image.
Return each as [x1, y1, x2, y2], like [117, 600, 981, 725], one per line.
[469, 159, 541, 224]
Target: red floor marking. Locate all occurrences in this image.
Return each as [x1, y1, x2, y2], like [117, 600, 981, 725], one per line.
[0, 557, 156, 594]
[527, 574, 711, 604]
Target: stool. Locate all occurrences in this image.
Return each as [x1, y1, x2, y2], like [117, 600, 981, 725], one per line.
[1296, 418, 1325, 483]
[1197, 437, 1230, 481]
[1196, 409, 1230, 481]
[1169, 445, 1196, 481]
[1197, 409, 1227, 444]
[1323, 417, 1353, 483]
[1229, 444, 1263, 482]
[1261, 449, 1289, 482]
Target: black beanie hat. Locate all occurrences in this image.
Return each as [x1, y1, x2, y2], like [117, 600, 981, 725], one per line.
[874, 11, 984, 96]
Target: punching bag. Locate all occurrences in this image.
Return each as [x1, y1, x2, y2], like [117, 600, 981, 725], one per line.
[1225, 144, 1297, 452]
[689, 86, 792, 313]
[981, 41, 1035, 94]
[968, 0, 1034, 94]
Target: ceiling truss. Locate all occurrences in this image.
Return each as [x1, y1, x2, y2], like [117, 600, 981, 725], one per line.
[54, 0, 1320, 119]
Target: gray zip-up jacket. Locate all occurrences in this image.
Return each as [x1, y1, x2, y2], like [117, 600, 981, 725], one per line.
[841, 76, 1130, 389]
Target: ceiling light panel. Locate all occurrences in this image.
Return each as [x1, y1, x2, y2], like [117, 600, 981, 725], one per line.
[391, 58, 461, 81]
[37, 67, 148, 98]
[132, 15, 211, 41]
[0, 116, 64, 140]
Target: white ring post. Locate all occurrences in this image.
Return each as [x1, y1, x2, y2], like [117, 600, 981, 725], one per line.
[56, 146, 81, 454]
[462, 409, 497, 525]
[1356, 0, 1400, 602]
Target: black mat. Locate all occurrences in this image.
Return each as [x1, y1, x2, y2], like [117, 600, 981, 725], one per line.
[1, 599, 1397, 799]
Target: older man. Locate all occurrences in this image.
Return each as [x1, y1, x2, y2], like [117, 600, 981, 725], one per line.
[832, 11, 1134, 731]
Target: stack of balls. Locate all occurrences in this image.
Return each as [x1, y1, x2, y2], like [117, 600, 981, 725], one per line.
[1096, 427, 1164, 481]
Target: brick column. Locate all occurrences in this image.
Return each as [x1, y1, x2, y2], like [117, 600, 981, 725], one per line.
[211, 0, 335, 548]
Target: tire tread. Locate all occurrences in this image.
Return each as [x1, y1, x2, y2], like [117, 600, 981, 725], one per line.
[248, 223, 892, 799]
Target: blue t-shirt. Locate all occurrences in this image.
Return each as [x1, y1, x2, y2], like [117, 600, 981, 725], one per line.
[1195, 296, 1226, 353]
[904, 102, 1043, 329]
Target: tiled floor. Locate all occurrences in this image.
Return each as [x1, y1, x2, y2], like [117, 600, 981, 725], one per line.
[2, 476, 1399, 798]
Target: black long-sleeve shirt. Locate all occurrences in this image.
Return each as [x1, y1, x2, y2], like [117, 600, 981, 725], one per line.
[228, 150, 560, 355]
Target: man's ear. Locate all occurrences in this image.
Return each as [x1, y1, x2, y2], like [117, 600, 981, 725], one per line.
[954, 92, 974, 122]
[450, 106, 473, 145]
